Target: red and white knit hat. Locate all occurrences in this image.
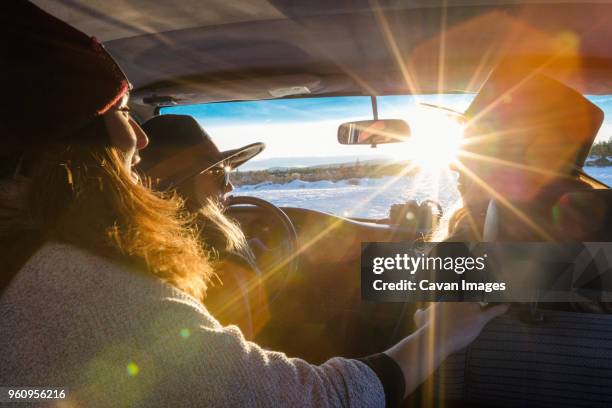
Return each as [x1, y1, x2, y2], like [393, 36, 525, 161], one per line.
[1, 1, 131, 173]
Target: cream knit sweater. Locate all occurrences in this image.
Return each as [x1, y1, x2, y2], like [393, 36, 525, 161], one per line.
[0, 243, 385, 407]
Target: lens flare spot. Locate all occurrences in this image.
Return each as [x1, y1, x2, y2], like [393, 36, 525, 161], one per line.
[555, 31, 580, 54]
[180, 328, 191, 339]
[127, 362, 139, 377]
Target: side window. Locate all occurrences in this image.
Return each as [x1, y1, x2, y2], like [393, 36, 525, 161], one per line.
[585, 95, 612, 186]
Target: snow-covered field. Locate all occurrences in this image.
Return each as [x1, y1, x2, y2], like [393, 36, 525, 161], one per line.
[585, 167, 612, 185]
[234, 167, 612, 219]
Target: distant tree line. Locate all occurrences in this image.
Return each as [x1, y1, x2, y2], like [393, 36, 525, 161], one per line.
[233, 139, 612, 186]
[231, 161, 417, 186]
[590, 139, 612, 158]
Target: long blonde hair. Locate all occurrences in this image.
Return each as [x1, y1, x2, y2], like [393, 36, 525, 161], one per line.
[12, 118, 214, 300]
[196, 198, 253, 261]
[174, 176, 254, 265]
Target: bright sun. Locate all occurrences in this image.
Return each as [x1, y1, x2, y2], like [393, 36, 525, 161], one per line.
[391, 108, 464, 171]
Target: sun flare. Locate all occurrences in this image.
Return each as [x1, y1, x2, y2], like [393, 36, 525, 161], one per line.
[391, 108, 465, 171]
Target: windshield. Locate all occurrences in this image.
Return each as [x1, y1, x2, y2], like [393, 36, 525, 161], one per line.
[161, 94, 612, 219]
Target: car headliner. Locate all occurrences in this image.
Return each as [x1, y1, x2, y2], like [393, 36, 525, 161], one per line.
[33, 0, 612, 108]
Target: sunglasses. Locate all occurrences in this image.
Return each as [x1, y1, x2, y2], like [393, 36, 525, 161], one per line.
[205, 165, 232, 187]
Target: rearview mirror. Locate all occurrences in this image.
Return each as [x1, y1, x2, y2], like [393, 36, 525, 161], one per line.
[337, 119, 410, 146]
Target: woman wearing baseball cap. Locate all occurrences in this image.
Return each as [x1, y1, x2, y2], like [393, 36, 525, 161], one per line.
[0, 2, 506, 407]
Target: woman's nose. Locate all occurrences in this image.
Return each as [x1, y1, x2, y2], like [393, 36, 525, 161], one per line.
[131, 119, 149, 150]
[224, 180, 234, 194]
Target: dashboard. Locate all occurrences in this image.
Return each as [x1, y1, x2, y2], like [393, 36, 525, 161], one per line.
[226, 204, 422, 362]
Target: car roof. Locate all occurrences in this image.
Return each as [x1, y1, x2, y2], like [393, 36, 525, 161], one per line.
[33, 1, 612, 107]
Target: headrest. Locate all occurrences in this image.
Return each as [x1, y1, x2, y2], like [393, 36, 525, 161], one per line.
[459, 66, 604, 203]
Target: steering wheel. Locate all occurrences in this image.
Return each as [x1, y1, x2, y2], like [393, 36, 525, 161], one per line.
[226, 195, 299, 302]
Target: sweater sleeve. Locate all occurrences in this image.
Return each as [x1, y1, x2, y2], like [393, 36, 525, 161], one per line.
[0, 244, 385, 407]
[358, 353, 406, 407]
[128, 295, 386, 408]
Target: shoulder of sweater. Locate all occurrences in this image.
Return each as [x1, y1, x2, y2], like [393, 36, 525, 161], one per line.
[9, 242, 215, 323]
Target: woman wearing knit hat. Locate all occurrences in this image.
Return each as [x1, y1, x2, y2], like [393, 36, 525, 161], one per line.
[0, 2, 506, 407]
